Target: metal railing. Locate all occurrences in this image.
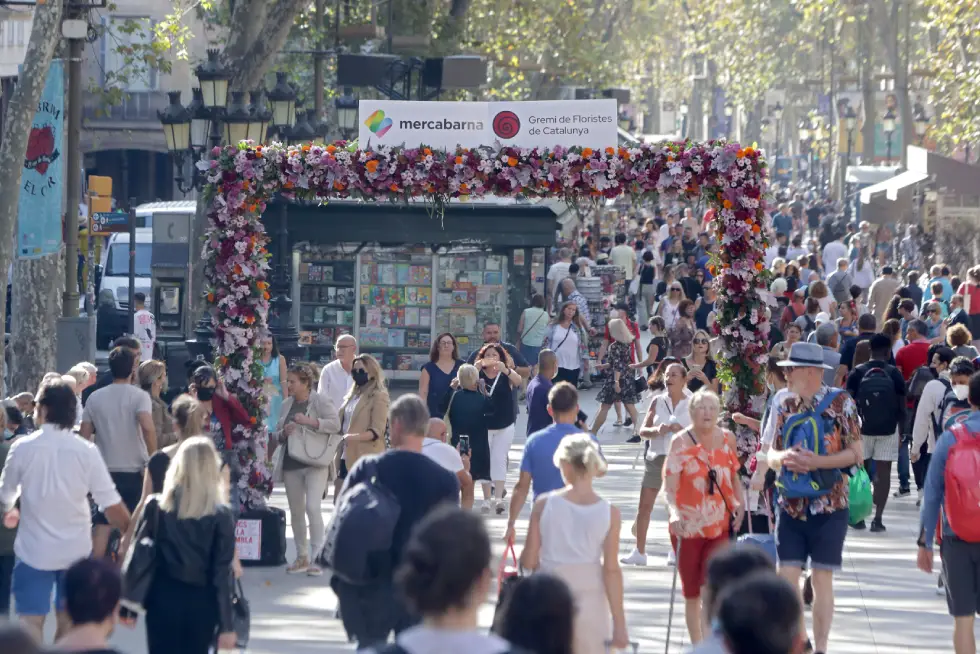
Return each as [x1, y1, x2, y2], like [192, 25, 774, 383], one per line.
[83, 90, 168, 122]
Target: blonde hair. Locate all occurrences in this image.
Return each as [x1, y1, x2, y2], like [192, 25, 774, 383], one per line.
[689, 388, 722, 415]
[60, 375, 77, 392]
[553, 432, 607, 477]
[607, 318, 635, 344]
[138, 360, 166, 392]
[343, 354, 388, 405]
[160, 436, 228, 519]
[456, 363, 479, 390]
[66, 365, 90, 387]
[171, 394, 202, 442]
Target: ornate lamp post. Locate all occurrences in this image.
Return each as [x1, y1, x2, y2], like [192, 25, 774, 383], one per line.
[267, 72, 297, 141]
[914, 108, 929, 146]
[724, 102, 734, 138]
[798, 119, 811, 185]
[883, 109, 897, 165]
[679, 100, 689, 138]
[772, 102, 784, 157]
[813, 120, 826, 188]
[844, 106, 857, 221]
[335, 94, 358, 140]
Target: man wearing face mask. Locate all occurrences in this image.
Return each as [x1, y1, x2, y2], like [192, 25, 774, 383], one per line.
[911, 351, 968, 506]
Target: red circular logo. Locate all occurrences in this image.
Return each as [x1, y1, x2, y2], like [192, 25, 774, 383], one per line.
[492, 111, 521, 139]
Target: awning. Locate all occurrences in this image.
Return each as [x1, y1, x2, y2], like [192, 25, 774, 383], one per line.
[907, 145, 980, 196]
[846, 165, 902, 186]
[860, 170, 929, 204]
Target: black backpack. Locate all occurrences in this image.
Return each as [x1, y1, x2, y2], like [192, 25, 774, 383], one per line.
[855, 366, 900, 436]
[319, 460, 401, 585]
[933, 381, 963, 435]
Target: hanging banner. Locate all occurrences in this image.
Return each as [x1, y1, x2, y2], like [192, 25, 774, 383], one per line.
[358, 99, 618, 151]
[18, 59, 64, 259]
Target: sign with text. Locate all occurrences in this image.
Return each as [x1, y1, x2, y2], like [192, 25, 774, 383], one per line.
[17, 59, 64, 259]
[235, 518, 262, 560]
[91, 211, 130, 234]
[358, 99, 618, 150]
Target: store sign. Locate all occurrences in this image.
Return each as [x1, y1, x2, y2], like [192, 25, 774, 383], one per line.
[235, 518, 261, 560]
[358, 99, 618, 150]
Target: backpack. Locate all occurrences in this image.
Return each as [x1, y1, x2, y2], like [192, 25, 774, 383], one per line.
[944, 424, 980, 542]
[776, 389, 845, 499]
[802, 314, 816, 336]
[907, 365, 939, 428]
[855, 366, 900, 436]
[937, 387, 971, 434]
[319, 460, 401, 585]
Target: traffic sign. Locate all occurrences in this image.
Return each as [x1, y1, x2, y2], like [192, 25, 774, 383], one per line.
[91, 210, 129, 234]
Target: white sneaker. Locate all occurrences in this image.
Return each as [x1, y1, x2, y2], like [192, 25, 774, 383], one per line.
[666, 549, 677, 567]
[495, 500, 506, 515]
[620, 548, 648, 566]
[937, 575, 946, 596]
[481, 500, 491, 514]
[917, 488, 924, 507]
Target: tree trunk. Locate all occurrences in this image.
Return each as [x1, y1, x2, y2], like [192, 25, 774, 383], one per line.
[0, 0, 65, 387]
[11, 254, 63, 391]
[228, 0, 309, 91]
[860, 10, 876, 162]
[873, 0, 912, 166]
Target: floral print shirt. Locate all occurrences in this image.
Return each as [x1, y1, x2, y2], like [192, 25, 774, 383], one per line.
[665, 430, 742, 539]
[771, 386, 862, 520]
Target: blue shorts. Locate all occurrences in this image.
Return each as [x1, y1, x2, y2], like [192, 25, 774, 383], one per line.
[520, 344, 541, 365]
[12, 559, 67, 616]
[775, 507, 848, 571]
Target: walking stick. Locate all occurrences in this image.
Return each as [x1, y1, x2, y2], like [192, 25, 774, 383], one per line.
[664, 535, 681, 654]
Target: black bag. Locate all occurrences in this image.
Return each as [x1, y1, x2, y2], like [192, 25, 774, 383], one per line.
[491, 541, 523, 635]
[319, 460, 401, 585]
[238, 505, 287, 567]
[855, 366, 900, 435]
[120, 495, 161, 614]
[907, 365, 941, 431]
[231, 578, 251, 648]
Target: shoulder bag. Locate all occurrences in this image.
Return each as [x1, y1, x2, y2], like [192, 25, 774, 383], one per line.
[230, 578, 251, 647]
[288, 399, 342, 467]
[520, 309, 546, 343]
[443, 390, 457, 441]
[121, 496, 161, 614]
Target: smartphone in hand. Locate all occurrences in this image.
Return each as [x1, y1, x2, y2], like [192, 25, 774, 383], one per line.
[458, 435, 470, 456]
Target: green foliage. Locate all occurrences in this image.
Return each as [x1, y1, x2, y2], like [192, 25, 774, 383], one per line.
[922, 0, 980, 149]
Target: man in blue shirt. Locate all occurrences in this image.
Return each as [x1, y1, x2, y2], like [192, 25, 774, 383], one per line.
[504, 382, 599, 543]
[525, 350, 558, 436]
[772, 204, 794, 239]
[918, 372, 980, 654]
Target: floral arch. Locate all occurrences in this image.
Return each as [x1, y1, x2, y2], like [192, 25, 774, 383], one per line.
[201, 140, 772, 507]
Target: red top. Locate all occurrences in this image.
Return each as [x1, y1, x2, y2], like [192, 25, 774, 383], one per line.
[959, 283, 980, 316]
[896, 340, 931, 381]
[212, 393, 252, 450]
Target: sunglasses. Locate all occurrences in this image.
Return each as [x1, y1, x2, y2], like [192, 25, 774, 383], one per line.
[671, 288, 681, 292]
[693, 339, 709, 345]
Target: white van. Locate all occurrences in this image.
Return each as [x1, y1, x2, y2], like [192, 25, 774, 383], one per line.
[98, 200, 197, 310]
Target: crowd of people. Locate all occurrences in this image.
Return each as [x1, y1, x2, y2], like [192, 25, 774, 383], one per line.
[1, 190, 979, 654]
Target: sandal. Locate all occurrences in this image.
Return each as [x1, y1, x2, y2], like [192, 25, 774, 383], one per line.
[286, 557, 310, 574]
[307, 564, 324, 577]
[613, 420, 624, 427]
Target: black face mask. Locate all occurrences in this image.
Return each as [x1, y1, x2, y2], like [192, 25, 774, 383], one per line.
[197, 387, 215, 401]
[352, 369, 370, 386]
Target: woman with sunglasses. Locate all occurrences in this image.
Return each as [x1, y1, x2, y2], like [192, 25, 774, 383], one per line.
[543, 301, 587, 388]
[658, 283, 685, 332]
[683, 330, 718, 394]
[655, 265, 677, 302]
[924, 301, 944, 339]
[663, 389, 744, 644]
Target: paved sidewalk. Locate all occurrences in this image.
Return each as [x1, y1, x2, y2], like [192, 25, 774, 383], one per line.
[34, 386, 961, 652]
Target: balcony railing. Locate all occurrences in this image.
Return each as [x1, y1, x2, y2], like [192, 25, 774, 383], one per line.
[83, 90, 168, 123]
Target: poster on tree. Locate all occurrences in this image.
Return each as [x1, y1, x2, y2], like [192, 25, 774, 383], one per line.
[17, 59, 64, 259]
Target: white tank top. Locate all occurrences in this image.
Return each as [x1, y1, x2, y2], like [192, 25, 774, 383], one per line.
[539, 494, 611, 568]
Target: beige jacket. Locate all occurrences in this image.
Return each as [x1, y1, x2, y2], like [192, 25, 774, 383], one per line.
[339, 385, 390, 469]
[868, 275, 901, 325]
[274, 392, 342, 438]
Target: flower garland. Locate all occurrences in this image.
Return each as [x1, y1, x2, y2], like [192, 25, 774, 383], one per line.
[200, 139, 770, 506]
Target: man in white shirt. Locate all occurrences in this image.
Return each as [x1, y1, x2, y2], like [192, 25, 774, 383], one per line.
[0, 381, 129, 641]
[822, 237, 848, 277]
[609, 233, 638, 280]
[423, 418, 473, 509]
[319, 334, 357, 498]
[546, 248, 573, 307]
[132, 292, 156, 362]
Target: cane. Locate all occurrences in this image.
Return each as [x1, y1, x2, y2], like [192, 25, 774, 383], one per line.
[664, 535, 681, 654]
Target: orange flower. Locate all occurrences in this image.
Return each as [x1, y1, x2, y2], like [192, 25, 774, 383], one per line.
[722, 199, 733, 209]
[752, 224, 761, 233]
[365, 160, 380, 173]
[233, 264, 242, 276]
[507, 157, 518, 167]
[284, 181, 294, 189]
[455, 156, 464, 165]
[736, 149, 745, 158]
[207, 292, 214, 303]
[326, 144, 337, 154]
[605, 147, 615, 155]
[263, 291, 270, 300]
[249, 416, 257, 425]
[744, 147, 755, 156]
[424, 148, 432, 156]
[333, 180, 346, 191]
[302, 144, 310, 152]
[460, 182, 469, 192]
[754, 260, 764, 270]
[582, 148, 594, 158]
[244, 315, 255, 325]
[390, 183, 399, 192]
[256, 281, 268, 290]
[708, 265, 717, 276]
[248, 203, 258, 213]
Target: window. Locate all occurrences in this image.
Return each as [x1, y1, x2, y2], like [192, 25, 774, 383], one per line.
[102, 17, 158, 91]
[105, 243, 151, 277]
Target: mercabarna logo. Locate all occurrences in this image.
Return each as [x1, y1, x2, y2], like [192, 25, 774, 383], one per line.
[364, 110, 393, 138]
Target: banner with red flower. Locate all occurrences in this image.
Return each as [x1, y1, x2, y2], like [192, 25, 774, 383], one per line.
[200, 139, 771, 506]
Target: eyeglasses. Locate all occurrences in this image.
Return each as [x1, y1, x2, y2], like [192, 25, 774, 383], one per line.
[693, 339, 709, 344]
[670, 288, 681, 292]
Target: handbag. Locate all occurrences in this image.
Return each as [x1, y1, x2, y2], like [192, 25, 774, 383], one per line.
[230, 578, 251, 647]
[491, 539, 524, 634]
[287, 425, 340, 467]
[120, 496, 161, 614]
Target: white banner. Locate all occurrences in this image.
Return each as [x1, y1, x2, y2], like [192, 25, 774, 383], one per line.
[235, 518, 261, 560]
[358, 99, 618, 150]
[489, 99, 617, 149]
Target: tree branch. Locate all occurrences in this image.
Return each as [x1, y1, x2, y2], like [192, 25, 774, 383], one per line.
[228, 0, 308, 91]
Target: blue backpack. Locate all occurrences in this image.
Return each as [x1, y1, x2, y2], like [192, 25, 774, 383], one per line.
[776, 389, 844, 499]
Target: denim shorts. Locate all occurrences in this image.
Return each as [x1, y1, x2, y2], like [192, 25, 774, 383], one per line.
[12, 559, 67, 616]
[520, 343, 541, 365]
[775, 507, 849, 571]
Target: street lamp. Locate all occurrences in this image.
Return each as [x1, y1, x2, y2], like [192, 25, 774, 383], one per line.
[334, 94, 358, 140]
[290, 109, 317, 145]
[772, 102, 783, 157]
[679, 100, 689, 138]
[798, 119, 811, 185]
[188, 88, 211, 153]
[246, 91, 273, 144]
[914, 109, 929, 146]
[196, 49, 231, 112]
[724, 102, 734, 137]
[883, 109, 897, 164]
[267, 72, 297, 139]
[813, 121, 826, 188]
[159, 91, 191, 155]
